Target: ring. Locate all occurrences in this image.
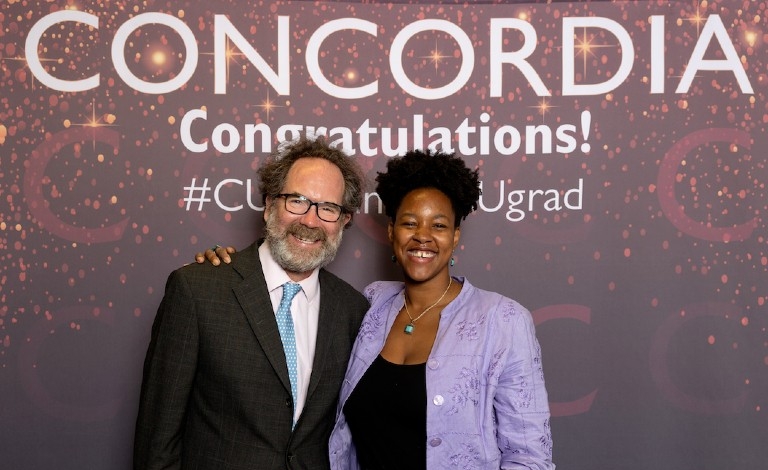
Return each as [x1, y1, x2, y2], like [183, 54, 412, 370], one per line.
[211, 244, 221, 251]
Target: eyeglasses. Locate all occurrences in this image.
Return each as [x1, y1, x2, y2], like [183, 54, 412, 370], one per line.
[275, 193, 346, 222]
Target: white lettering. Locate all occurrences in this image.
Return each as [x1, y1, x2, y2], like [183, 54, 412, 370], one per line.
[215, 15, 290, 95]
[306, 18, 377, 99]
[180, 109, 208, 153]
[23, 12, 756, 97]
[490, 18, 549, 97]
[390, 19, 474, 100]
[215, 179, 244, 211]
[563, 17, 634, 96]
[676, 15, 753, 94]
[650, 15, 665, 93]
[25, 11, 99, 92]
[112, 13, 198, 94]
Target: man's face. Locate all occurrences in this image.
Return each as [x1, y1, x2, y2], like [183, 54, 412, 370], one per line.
[263, 157, 351, 281]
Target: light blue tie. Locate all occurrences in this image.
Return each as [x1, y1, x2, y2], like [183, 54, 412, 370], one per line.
[276, 281, 302, 426]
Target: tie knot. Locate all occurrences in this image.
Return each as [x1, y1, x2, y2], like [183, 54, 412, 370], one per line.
[281, 282, 302, 302]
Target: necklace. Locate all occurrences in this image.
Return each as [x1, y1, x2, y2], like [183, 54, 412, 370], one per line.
[402, 277, 452, 335]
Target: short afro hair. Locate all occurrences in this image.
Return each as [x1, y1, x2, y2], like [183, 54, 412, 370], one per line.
[375, 149, 481, 227]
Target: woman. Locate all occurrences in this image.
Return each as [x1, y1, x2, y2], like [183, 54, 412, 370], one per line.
[328, 150, 554, 470]
[199, 150, 554, 469]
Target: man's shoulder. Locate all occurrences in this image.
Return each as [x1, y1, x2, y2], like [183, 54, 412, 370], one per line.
[318, 268, 362, 293]
[167, 242, 260, 285]
[318, 269, 367, 304]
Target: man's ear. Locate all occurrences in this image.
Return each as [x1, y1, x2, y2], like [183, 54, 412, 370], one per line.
[341, 212, 352, 228]
[263, 196, 273, 222]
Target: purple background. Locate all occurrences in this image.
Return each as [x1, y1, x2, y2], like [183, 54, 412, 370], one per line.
[1, 1, 766, 468]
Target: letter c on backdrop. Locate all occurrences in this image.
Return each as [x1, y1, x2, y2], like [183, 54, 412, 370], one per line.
[24, 127, 129, 243]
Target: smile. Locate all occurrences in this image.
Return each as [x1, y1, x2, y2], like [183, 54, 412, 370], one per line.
[409, 250, 436, 259]
[287, 223, 327, 245]
[293, 234, 321, 244]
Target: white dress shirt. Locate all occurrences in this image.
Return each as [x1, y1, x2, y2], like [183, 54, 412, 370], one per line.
[259, 242, 320, 423]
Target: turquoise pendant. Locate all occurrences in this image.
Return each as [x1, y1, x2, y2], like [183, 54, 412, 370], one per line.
[404, 323, 414, 334]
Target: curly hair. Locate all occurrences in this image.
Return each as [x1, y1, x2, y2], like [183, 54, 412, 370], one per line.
[375, 149, 481, 227]
[258, 135, 366, 227]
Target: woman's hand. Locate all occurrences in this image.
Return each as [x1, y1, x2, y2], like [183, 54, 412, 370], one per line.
[194, 245, 237, 265]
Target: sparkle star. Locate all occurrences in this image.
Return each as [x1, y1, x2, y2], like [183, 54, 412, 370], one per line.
[70, 99, 118, 150]
[224, 40, 246, 78]
[422, 40, 448, 73]
[255, 90, 283, 121]
[574, 28, 617, 77]
[683, 4, 706, 36]
[201, 37, 245, 82]
[1, 54, 60, 89]
[530, 98, 557, 122]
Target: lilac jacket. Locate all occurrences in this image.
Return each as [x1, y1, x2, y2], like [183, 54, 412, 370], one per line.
[329, 277, 555, 470]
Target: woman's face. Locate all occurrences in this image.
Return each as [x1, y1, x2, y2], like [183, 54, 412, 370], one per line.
[388, 187, 460, 284]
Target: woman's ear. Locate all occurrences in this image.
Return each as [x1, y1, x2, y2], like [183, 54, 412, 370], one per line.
[387, 220, 394, 243]
[453, 226, 461, 249]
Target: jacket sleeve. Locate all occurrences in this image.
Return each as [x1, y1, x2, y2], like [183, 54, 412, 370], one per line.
[133, 269, 199, 470]
[494, 303, 555, 470]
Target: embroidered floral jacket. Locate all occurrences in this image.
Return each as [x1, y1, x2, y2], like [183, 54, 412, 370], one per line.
[329, 277, 555, 470]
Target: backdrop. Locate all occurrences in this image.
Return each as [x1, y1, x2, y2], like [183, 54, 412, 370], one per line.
[1, 1, 766, 468]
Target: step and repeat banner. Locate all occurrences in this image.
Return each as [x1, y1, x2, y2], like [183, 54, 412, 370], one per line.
[1, 1, 766, 468]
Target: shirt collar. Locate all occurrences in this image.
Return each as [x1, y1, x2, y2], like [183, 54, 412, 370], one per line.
[259, 241, 320, 302]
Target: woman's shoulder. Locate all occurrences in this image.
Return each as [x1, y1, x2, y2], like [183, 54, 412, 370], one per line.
[458, 277, 532, 325]
[362, 280, 404, 306]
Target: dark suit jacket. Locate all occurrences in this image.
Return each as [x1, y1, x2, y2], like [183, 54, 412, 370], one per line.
[134, 242, 368, 470]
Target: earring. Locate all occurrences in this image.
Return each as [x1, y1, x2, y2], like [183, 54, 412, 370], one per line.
[450, 257, 455, 267]
[391, 255, 397, 263]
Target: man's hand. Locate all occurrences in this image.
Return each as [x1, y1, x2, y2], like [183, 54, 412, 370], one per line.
[194, 245, 237, 265]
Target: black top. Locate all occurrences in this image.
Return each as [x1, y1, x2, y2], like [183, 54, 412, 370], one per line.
[343, 354, 427, 470]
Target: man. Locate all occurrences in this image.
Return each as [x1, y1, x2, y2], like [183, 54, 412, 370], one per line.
[134, 136, 369, 470]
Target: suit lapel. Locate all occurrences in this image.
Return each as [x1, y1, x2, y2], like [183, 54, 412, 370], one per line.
[305, 270, 342, 401]
[232, 243, 292, 396]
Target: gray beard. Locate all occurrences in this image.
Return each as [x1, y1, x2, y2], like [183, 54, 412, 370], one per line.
[264, 210, 343, 274]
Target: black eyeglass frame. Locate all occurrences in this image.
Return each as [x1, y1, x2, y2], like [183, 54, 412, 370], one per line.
[274, 193, 347, 222]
